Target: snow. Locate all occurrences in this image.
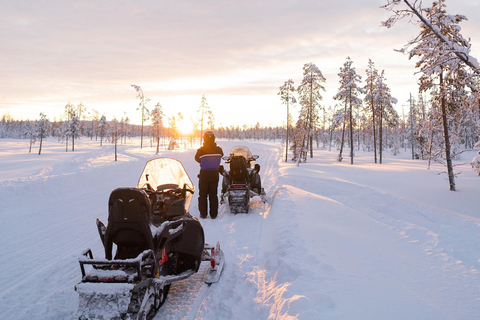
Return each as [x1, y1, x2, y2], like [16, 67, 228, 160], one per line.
[0, 137, 479, 320]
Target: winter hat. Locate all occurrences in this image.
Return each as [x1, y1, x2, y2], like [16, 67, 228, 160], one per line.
[204, 131, 215, 144]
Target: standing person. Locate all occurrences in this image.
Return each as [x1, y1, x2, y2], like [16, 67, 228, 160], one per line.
[195, 131, 224, 219]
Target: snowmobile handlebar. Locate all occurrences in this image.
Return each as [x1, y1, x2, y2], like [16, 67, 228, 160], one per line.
[222, 154, 259, 163]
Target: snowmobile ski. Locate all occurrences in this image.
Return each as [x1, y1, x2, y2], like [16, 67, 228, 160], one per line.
[204, 242, 225, 284]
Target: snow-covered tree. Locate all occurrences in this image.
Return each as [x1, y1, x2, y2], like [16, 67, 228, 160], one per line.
[151, 102, 165, 154]
[364, 59, 380, 163]
[384, 0, 477, 190]
[278, 79, 297, 162]
[376, 70, 398, 163]
[109, 117, 119, 161]
[197, 95, 214, 145]
[382, 0, 480, 74]
[62, 102, 79, 152]
[297, 63, 326, 159]
[334, 57, 363, 164]
[131, 84, 150, 149]
[99, 115, 107, 147]
[35, 113, 49, 155]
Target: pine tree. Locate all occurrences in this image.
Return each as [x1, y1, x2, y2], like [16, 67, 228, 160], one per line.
[131, 84, 150, 149]
[297, 63, 326, 159]
[376, 70, 398, 163]
[99, 115, 107, 147]
[395, 0, 476, 190]
[334, 57, 363, 164]
[151, 103, 165, 154]
[364, 59, 380, 163]
[35, 113, 49, 155]
[197, 95, 214, 145]
[278, 79, 296, 162]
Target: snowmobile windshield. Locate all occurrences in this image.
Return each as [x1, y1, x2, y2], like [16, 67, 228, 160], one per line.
[229, 146, 253, 161]
[137, 158, 194, 191]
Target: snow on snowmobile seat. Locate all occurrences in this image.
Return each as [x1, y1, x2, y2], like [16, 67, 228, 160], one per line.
[104, 187, 154, 260]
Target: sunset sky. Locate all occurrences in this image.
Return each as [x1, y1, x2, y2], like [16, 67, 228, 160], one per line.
[2, 0, 480, 128]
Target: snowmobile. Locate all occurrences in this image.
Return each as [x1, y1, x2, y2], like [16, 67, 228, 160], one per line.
[75, 157, 225, 320]
[219, 146, 266, 213]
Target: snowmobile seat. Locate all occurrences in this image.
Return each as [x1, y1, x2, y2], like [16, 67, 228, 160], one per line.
[104, 188, 155, 260]
[163, 194, 187, 218]
[229, 156, 249, 184]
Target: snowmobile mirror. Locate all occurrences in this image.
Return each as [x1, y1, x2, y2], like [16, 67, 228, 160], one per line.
[252, 155, 259, 160]
[222, 156, 230, 161]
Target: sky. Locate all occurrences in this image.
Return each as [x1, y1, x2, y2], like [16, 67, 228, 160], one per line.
[2, 0, 480, 128]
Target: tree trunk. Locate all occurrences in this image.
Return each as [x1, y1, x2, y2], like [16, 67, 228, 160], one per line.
[115, 132, 118, 162]
[440, 72, 456, 191]
[410, 93, 415, 159]
[379, 104, 383, 164]
[371, 90, 377, 163]
[309, 78, 314, 158]
[349, 89, 354, 165]
[38, 135, 43, 155]
[285, 101, 289, 162]
[338, 104, 347, 162]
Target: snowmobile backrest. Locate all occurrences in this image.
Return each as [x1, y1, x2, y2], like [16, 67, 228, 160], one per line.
[229, 156, 249, 183]
[104, 188, 154, 260]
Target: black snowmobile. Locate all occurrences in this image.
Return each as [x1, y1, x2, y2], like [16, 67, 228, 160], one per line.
[219, 146, 266, 213]
[75, 158, 225, 320]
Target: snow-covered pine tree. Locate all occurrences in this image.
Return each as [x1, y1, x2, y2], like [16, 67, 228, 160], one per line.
[90, 109, 100, 141]
[99, 115, 107, 147]
[386, 0, 477, 190]
[382, 0, 480, 74]
[70, 111, 80, 152]
[364, 59, 380, 163]
[35, 113, 49, 155]
[297, 63, 326, 159]
[197, 95, 214, 145]
[151, 103, 165, 154]
[376, 70, 398, 163]
[334, 57, 363, 164]
[131, 84, 150, 149]
[278, 79, 297, 162]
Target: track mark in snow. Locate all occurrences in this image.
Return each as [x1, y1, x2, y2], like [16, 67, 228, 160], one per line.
[154, 263, 210, 319]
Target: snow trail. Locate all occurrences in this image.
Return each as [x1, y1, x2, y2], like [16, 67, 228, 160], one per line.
[0, 138, 479, 320]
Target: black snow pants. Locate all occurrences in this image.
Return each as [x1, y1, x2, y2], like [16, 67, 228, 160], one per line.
[198, 170, 220, 219]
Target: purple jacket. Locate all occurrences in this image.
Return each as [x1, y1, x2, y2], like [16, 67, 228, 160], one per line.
[195, 143, 224, 171]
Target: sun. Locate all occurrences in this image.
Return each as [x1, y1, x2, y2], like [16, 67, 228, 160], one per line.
[177, 119, 194, 136]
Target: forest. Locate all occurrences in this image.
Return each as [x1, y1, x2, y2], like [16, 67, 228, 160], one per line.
[1, 0, 480, 192]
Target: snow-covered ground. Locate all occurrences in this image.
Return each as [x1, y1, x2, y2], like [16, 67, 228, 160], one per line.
[0, 137, 479, 320]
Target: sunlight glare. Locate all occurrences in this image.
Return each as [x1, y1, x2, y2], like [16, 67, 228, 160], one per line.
[177, 119, 194, 136]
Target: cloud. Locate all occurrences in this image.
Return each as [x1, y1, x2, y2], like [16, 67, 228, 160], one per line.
[1, 0, 480, 126]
